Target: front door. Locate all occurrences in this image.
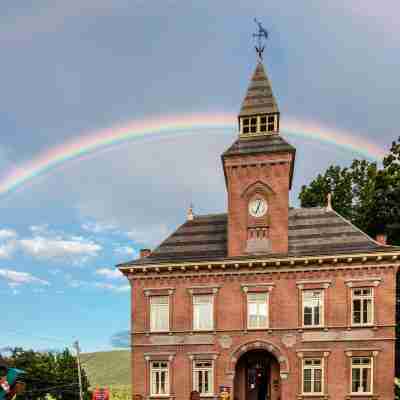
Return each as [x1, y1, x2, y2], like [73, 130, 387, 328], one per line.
[246, 359, 270, 400]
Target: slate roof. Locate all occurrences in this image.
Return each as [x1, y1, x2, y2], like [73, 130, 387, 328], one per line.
[222, 134, 295, 158]
[121, 207, 392, 267]
[239, 62, 279, 117]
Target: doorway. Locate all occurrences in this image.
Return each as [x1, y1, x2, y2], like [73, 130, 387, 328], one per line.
[234, 350, 280, 400]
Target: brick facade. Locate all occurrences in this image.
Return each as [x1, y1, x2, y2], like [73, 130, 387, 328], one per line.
[119, 61, 400, 399]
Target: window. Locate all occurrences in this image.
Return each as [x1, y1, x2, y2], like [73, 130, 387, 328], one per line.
[193, 294, 213, 331]
[150, 361, 169, 396]
[302, 359, 323, 394]
[260, 116, 267, 132]
[303, 290, 323, 327]
[250, 117, 257, 133]
[351, 357, 372, 394]
[352, 288, 373, 326]
[267, 115, 275, 132]
[150, 296, 169, 332]
[242, 118, 250, 134]
[247, 292, 268, 329]
[241, 115, 276, 134]
[193, 361, 213, 396]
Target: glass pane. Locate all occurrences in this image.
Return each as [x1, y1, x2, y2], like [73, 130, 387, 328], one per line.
[352, 368, 361, 393]
[304, 307, 312, 325]
[353, 300, 361, 323]
[205, 371, 209, 393]
[260, 116, 267, 123]
[151, 303, 169, 331]
[314, 369, 322, 393]
[303, 369, 312, 393]
[314, 306, 320, 325]
[362, 368, 371, 393]
[251, 118, 257, 125]
[243, 127, 249, 133]
[198, 371, 203, 392]
[194, 302, 213, 330]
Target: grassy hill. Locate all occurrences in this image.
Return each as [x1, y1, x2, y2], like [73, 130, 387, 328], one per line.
[81, 350, 131, 389]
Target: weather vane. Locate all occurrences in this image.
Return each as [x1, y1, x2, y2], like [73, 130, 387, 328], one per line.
[253, 18, 269, 61]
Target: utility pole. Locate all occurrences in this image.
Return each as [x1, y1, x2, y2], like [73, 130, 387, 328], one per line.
[73, 341, 84, 400]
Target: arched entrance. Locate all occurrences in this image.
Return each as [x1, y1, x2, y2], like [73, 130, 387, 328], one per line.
[230, 341, 289, 400]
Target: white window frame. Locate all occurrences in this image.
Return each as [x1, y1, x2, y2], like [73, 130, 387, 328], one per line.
[302, 358, 324, 395]
[192, 360, 214, 396]
[247, 292, 269, 329]
[150, 361, 170, 397]
[193, 294, 214, 331]
[302, 289, 324, 328]
[351, 287, 374, 327]
[240, 115, 277, 135]
[350, 357, 373, 395]
[150, 295, 170, 332]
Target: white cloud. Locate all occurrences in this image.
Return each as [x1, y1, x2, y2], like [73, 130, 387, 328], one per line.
[94, 282, 130, 292]
[113, 246, 137, 257]
[0, 228, 18, 259]
[96, 268, 123, 280]
[126, 224, 170, 247]
[0, 229, 17, 240]
[19, 236, 102, 263]
[81, 221, 119, 234]
[0, 269, 49, 287]
[0, 241, 17, 259]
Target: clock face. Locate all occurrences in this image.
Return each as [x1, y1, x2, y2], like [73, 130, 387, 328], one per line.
[248, 198, 268, 218]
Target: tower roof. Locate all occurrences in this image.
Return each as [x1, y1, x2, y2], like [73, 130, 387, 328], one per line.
[239, 62, 279, 117]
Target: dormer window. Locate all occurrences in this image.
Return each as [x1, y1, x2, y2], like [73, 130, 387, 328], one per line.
[267, 116, 275, 132]
[240, 114, 277, 136]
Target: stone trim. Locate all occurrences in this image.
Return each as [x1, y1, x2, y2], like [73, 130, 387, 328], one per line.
[144, 352, 176, 361]
[144, 288, 175, 296]
[296, 279, 332, 288]
[126, 263, 396, 280]
[344, 277, 382, 287]
[187, 285, 221, 294]
[187, 352, 219, 360]
[230, 340, 290, 374]
[120, 251, 400, 274]
[241, 283, 275, 291]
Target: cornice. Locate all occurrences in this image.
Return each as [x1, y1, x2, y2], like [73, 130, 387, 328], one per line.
[119, 251, 400, 279]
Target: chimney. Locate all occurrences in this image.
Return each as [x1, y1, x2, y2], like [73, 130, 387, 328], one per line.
[326, 193, 333, 211]
[375, 233, 387, 245]
[187, 204, 194, 221]
[140, 249, 151, 258]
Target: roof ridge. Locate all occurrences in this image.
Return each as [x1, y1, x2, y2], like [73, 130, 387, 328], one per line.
[329, 208, 382, 247]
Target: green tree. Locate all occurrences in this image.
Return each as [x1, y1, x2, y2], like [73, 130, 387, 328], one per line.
[299, 137, 400, 245]
[5, 348, 90, 400]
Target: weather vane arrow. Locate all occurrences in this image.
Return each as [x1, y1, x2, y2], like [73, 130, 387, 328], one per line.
[253, 18, 269, 61]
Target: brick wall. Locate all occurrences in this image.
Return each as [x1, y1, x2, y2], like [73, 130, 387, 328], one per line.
[129, 263, 397, 399]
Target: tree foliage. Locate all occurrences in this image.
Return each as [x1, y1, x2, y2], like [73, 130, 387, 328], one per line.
[4, 348, 90, 400]
[299, 137, 400, 245]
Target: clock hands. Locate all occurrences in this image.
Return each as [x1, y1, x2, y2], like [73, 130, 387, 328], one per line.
[255, 199, 262, 214]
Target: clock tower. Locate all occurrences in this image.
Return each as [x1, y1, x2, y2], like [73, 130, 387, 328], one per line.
[222, 61, 296, 257]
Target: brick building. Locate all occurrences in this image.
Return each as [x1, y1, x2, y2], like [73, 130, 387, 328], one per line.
[119, 59, 400, 399]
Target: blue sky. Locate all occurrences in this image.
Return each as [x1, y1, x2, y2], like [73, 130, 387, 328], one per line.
[1, 1, 399, 353]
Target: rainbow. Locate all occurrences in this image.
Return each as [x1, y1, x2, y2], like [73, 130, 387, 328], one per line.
[0, 113, 386, 198]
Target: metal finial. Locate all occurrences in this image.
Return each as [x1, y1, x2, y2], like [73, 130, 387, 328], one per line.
[253, 18, 269, 61]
